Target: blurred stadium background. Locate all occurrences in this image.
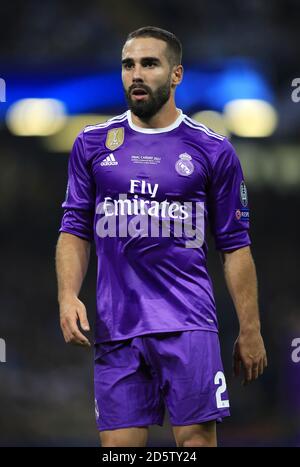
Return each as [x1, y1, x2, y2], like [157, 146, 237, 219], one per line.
[0, 0, 300, 447]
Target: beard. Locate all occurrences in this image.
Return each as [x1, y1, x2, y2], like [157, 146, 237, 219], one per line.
[124, 75, 172, 120]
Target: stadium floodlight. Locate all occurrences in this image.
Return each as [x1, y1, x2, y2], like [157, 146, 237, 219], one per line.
[6, 98, 66, 136]
[224, 99, 278, 137]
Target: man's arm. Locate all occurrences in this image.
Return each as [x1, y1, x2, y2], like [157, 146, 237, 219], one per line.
[220, 245, 267, 385]
[55, 232, 91, 347]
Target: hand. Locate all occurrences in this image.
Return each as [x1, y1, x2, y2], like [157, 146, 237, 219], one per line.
[233, 330, 267, 385]
[59, 296, 91, 347]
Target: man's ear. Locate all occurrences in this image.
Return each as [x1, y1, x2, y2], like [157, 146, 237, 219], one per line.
[172, 64, 183, 87]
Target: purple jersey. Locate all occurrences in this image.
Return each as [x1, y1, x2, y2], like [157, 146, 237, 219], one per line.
[59, 110, 251, 343]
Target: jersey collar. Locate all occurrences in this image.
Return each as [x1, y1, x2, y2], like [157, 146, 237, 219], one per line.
[127, 109, 184, 134]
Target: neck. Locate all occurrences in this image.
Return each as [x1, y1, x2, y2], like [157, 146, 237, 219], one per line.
[130, 100, 180, 129]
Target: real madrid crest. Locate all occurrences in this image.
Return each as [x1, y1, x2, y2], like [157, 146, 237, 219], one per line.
[105, 127, 124, 150]
[175, 153, 194, 176]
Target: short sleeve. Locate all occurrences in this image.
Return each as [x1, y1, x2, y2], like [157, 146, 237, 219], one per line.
[59, 132, 95, 242]
[208, 138, 251, 251]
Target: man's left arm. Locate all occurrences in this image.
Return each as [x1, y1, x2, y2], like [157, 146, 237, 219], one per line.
[220, 245, 268, 385]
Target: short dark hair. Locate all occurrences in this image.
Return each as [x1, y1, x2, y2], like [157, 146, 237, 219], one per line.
[126, 26, 182, 67]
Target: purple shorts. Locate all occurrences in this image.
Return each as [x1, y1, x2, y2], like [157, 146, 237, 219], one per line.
[94, 330, 230, 431]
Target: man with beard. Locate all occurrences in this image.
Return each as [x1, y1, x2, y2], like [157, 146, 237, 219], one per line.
[56, 26, 267, 447]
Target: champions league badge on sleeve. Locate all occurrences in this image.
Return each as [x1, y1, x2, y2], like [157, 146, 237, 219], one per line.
[236, 208, 249, 221]
[240, 180, 248, 207]
[175, 153, 194, 176]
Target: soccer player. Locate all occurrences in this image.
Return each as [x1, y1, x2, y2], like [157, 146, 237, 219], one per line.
[55, 26, 267, 447]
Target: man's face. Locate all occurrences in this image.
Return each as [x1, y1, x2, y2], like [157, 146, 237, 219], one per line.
[122, 37, 174, 119]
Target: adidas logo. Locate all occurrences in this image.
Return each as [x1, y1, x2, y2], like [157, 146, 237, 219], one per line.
[100, 153, 118, 166]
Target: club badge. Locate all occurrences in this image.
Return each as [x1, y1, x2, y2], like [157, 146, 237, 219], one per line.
[175, 153, 194, 176]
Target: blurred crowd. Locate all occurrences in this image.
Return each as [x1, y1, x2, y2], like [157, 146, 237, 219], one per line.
[1, 0, 299, 73]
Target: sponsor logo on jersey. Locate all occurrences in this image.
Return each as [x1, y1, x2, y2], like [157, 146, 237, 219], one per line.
[235, 208, 249, 221]
[105, 127, 124, 150]
[240, 181, 248, 207]
[95, 179, 205, 248]
[175, 153, 194, 176]
[100, 153, 118, 166]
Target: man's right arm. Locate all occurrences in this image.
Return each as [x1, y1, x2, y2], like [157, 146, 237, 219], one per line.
[55, 232, 91, 347]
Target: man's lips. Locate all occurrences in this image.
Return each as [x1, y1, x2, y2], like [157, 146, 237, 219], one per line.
[131, 87, 148, 95]
[132, 94, 148, 100]
[131, 88, 149, 99]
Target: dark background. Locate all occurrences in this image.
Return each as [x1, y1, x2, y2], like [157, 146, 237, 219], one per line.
[0, 0, 300, 447]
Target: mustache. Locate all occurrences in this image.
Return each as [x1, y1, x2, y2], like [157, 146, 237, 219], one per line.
[128, 84, 152, 95]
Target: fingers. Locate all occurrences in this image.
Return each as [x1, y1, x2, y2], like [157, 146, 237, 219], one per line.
[60, 298, 91, 347]
[258, 359, 265, 376]
[233, 333, 268, 385]
[242, 362, 253, 386]
[258, 354, 268, 376]
[61, 314, 91, 347]
[242, 355, 267, 385]
[77, 306, 90, 332]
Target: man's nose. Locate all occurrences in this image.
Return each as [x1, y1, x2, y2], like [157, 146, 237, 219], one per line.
[132, 64, 144, 81]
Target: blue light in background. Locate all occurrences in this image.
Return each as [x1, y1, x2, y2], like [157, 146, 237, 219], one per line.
[0, 60, 273, 120]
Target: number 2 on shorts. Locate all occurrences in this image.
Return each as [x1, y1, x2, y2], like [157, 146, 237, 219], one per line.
[214, 371, 230, 408]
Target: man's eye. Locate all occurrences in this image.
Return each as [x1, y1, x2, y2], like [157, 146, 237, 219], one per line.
[124, 63, 133, 69]
[144, 62, 155, 67]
